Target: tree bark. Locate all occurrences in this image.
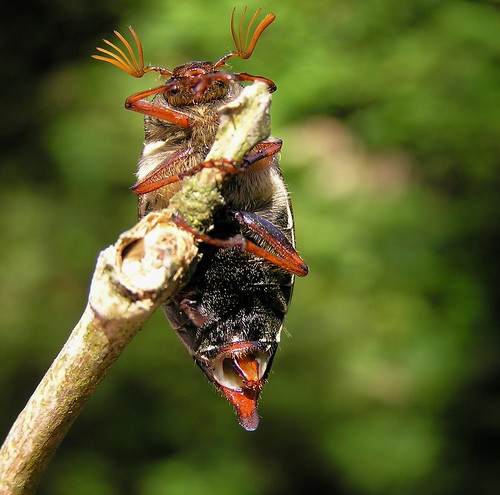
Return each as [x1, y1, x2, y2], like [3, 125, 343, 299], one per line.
[0, 82, 272, 495]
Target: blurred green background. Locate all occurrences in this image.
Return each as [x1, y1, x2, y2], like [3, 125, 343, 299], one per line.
[1, 0, 499, 493]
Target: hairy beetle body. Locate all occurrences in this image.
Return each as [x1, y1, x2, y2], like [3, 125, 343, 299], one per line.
[93, 8, 307, 431]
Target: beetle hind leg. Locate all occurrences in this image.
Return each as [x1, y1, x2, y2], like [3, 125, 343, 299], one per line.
[172, 213, 308, 277]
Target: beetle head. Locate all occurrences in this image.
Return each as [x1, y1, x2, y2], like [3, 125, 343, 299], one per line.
[164, 61, 234, 106]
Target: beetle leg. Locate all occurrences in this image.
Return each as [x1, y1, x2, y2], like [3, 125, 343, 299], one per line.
[238, 138, 282, 170]
[192, 71, 276, 96]
[230, 210, 308, 276]
[131, 148, 193, 194]
[198, 137, 281, 174]
[132, 157, 239, 194]
[172, 214, 308, 277]
[124, 83, 195, 128]
[131, 138, 282, 195]
[232, 72, 276, 92]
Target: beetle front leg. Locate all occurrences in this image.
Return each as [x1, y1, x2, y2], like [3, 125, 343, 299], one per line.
[124, 84, 194, 128]
[232, 72, 277, 92]
[192, 72, 276, 96]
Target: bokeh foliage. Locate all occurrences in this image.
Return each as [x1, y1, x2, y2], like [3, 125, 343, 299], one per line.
[1, 0, 499, 493]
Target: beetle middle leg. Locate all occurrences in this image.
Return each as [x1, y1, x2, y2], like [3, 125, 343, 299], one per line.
[131, 138, 282, 195]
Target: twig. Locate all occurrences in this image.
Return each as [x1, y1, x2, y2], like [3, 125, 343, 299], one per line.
[0, 82, 272, 495]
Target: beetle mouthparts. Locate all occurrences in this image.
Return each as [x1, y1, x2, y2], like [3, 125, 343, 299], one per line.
[206, 342, 271, 431]
[220, 385, 260, 432]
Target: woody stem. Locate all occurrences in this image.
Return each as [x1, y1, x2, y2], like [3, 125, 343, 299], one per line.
[0, 83, 272, 495]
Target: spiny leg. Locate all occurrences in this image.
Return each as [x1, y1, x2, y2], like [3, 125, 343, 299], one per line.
[123, 83, 194, 128]
[131, 138, 282, 195]
[172, 215, 308, 277]
[231, 210, 308, 276]
[131, 148, 193, 194]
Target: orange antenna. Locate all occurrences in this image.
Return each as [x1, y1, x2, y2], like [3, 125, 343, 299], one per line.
[92, 26, 172, 78]
[215, 7, 276, 69]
